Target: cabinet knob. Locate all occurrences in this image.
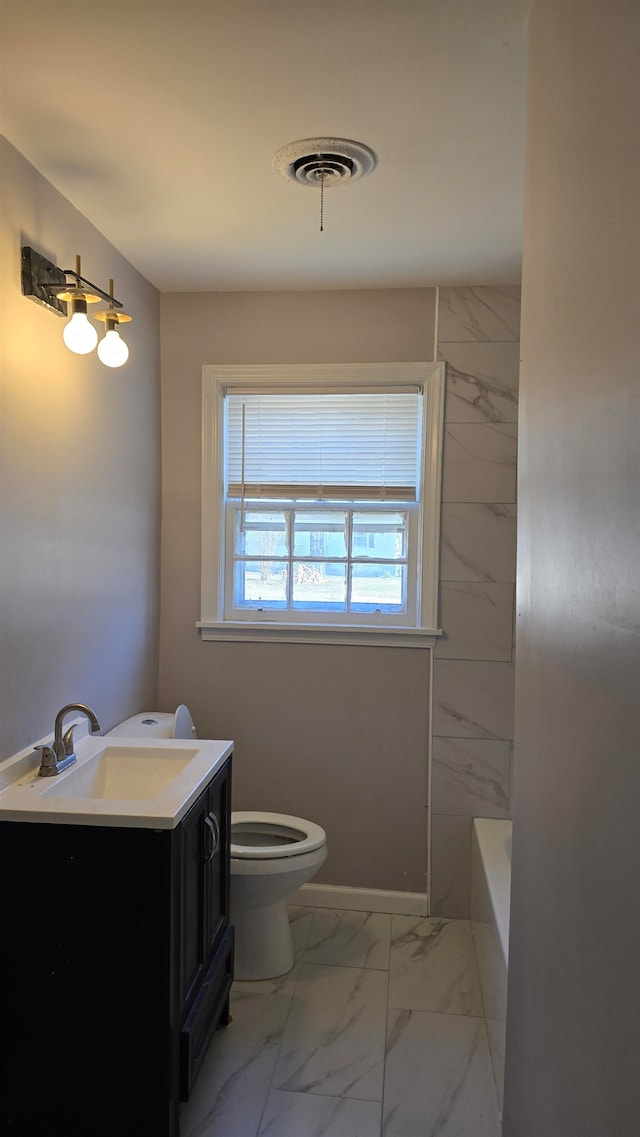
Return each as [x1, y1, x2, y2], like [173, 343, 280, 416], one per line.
[204, 812, 220, 863]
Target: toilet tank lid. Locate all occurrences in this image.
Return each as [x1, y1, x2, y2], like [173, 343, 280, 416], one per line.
[104, 712, 176, 738]
[104, 706, 197, 739]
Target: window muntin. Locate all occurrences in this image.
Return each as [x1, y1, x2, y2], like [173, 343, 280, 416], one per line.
[226, 503, 413, 621]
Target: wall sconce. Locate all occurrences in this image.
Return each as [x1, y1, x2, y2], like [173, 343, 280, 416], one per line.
[21, 247, 132, 368]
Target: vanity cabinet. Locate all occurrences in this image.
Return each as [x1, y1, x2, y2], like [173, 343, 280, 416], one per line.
[0, 756, 233, 1137]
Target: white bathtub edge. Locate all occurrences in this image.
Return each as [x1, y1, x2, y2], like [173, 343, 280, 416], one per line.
[472, 817, 512, 967]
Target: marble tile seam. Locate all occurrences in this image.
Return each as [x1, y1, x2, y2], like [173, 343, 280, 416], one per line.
[438, 339, 520, 345]
[264, 1086, 386, 1104]
[431, 733, 512, 740]
[257, 967, 302, 1132]
[299, 959, 391, 973]
[433, 657, 514, 663]
[386, 1006, 486, 1022]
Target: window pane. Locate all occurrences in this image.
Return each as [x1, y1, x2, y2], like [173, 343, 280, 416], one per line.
[350, 564, 406, 613]
[234, 561, 288, 609]
[235, 510, 288, 557]
[351, 511, 407, 560]
[293, 511, 347, 558]
[292, 562, 346, 612]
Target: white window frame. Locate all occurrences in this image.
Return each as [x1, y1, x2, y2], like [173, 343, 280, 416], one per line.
[198, 363, 445, 648]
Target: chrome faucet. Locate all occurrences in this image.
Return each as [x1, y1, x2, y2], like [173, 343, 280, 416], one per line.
[35, 703, 101, 777]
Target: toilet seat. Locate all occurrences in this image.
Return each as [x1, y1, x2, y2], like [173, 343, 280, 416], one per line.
[231, 811, 326, 860]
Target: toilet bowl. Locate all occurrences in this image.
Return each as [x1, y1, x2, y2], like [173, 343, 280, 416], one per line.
[231, 811, 327, 980]
[106, 708, 327, 982]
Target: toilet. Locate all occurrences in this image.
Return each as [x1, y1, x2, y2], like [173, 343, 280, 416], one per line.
[106, 707, 327, 982]
[230, 810, 327, 980]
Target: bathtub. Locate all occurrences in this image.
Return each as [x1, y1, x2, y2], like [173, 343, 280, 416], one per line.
[471, 817, 512, 1115]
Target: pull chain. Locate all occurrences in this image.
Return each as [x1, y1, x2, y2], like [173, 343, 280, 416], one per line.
[319, 170, 325, 232]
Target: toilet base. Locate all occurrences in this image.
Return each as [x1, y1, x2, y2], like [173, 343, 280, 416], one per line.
[230, 838, 327, 981]
[233, 898, 294, 980]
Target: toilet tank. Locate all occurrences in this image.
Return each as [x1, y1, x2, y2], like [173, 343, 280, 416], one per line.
[105, 704, 198, 740]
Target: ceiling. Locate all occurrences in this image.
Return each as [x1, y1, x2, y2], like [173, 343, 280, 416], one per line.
[0, 1, 528, 293]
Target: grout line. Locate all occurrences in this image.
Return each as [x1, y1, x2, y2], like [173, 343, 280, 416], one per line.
[255, 985, 296, 1134]
[380, 953, 391, 1137]
[300, 960, 390, 972]
[386, 1005, 487, 1021]
[264, 1087, 384, 1104]
[438, 339, 520, 345]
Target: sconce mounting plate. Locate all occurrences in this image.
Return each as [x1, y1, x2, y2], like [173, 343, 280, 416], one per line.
[21, 247, 67, 316]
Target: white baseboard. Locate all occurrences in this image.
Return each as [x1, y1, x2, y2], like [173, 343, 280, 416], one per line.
[291, 882, 429, 917]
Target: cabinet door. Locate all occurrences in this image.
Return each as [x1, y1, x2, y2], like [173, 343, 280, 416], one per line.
[178, 758, 232, 1016]
[179, 787, 208, 1010]
[203, 760, 231, 959]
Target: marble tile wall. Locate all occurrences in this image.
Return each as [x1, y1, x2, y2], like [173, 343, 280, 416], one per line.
[432, 286, 519, 918]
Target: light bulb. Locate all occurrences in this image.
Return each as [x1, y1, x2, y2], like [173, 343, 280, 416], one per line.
[63, 309, 99, 355]
[97, 327, 129, 368]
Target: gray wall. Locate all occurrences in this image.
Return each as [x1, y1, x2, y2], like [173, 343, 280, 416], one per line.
[159, 289, 436, 892]
[504, 3, 640, 1134]
[0, 137, 162, 758]
[431, 286, 520, 917]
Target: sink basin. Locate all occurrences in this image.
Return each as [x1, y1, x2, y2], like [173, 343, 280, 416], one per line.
[42, 745, 199, 801]
[0, 732, 233, 829]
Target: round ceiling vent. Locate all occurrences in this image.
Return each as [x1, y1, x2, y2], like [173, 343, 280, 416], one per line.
[272, 137, 377, 188]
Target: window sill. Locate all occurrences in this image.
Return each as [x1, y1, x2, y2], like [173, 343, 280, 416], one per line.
[196, 621, 442, 649]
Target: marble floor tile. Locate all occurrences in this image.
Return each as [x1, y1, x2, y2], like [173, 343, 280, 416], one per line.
[258, 1090, 382, 1137]
[389, 917, 483, 1016]
[272, 962, 387, 1100]
[383, 1008, 500, 1137]
[180, 988, 292, 1137]
[303, 909, 391, 970]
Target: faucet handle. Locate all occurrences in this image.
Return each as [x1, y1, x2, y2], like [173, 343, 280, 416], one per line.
[62, 724, 77, 756]
[34, 744, 57, 773]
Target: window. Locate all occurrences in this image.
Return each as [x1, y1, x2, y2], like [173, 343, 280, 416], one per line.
[199, 364, 444, 646]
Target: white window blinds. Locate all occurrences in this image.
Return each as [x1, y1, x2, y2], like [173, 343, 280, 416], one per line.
[225, 388, 423, 502]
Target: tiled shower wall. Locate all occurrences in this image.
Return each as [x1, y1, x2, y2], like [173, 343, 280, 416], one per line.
[430, 286, 520, 917]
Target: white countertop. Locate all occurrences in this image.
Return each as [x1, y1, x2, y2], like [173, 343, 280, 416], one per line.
[0, 730, 233, 830]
